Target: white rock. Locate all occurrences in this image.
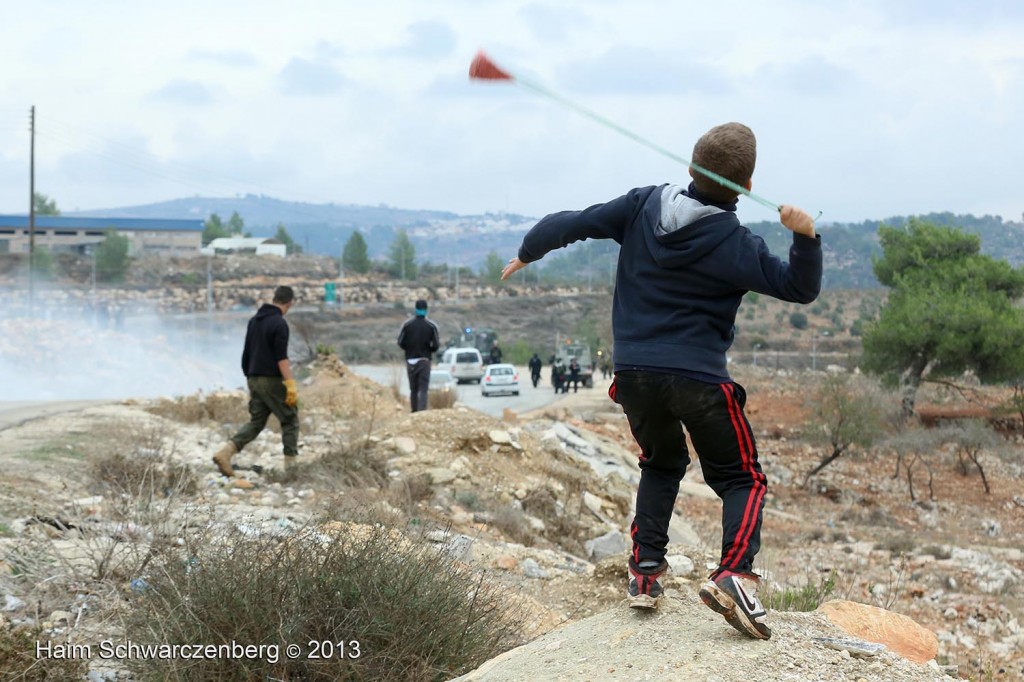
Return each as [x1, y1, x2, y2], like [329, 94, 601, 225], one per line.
[488, 430, 512, 445]
[582, 491, 605, 515]
[427, 468, 456, 485]
[4, 595, 26, 611]
[394, 437, 416, 454]
[522, 558, 549, 579]
[666, 554, 696, 576]
[585, 530, 628, 562]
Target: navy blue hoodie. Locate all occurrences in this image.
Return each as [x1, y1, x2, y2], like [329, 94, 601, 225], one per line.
[518, 183, 822, 380]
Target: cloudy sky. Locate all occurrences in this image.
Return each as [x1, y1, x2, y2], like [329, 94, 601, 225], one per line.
[1, 0, 1022, 225]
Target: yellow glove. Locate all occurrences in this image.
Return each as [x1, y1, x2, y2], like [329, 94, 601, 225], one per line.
[283, 379, 298, 407]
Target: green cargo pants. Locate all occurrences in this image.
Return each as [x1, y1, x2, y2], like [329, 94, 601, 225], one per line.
[230, 376, 299, 456]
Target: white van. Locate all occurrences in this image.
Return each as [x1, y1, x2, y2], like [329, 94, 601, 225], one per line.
[441, 347, 485, 384]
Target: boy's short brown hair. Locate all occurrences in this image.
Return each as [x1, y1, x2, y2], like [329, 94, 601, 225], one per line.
[691, 122, 756, 203]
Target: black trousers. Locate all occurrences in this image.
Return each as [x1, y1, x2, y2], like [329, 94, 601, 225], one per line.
[407, 359, 431, 412]
[611, 371, 766, 574]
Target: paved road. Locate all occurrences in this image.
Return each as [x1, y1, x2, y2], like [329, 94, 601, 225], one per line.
[0, 400, 112, 431]
[349, 364, 576, 418]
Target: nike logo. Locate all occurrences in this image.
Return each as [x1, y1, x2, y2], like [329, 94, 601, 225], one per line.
[731, 577, 766, 617]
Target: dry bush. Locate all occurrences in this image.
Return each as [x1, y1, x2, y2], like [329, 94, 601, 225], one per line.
[520, 487, 588, 556]
[122, 521, 524, 681]
[145, 392, 247, 424]
[874, 534, 917, 555]
[489, 506, 535, 547]
[884, 429, 945, 501]
[87, 423, 198, 511]
[267, 439, 389, 490]
[937, 420, 1001, 494]
[3, 422, 202, 587]
[0, 624, 90, 680]
[804, 374, 894, 481]
[428, 389, 457, 410]
[386, 473, 436, 515]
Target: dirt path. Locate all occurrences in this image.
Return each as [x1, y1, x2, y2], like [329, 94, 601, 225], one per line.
[0, 400, 113, 431]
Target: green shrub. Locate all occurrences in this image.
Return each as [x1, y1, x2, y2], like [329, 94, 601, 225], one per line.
[123, 523, 523, 681]
[762, 571, 837, 612]
[789, 312, 809, 330]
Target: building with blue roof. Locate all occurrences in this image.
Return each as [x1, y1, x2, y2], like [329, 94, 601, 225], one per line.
[0, 215, 203, 257]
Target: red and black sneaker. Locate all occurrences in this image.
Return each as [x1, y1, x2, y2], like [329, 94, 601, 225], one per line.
[699, 569, 772, 639]
[627, 558, 668, 609]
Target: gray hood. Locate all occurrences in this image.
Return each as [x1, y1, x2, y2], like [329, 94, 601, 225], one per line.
[643, 184, 740, 268]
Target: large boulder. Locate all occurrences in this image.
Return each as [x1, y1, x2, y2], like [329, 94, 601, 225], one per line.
[817, 599, 939, 664]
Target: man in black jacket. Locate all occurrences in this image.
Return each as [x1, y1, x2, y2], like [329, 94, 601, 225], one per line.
[213, 285, 299, 477]
[397, 299, 440, 412]
[528, 353, 543, 388]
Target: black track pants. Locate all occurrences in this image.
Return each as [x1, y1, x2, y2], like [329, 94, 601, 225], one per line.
[611, 371, 767, 574]
[407, 359, 431, 412]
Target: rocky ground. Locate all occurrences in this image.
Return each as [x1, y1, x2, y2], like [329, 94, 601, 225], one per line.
[0, 357, 1021, 681]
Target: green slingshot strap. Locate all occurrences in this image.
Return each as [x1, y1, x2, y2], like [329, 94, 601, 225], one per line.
[515, 76, 781, 213]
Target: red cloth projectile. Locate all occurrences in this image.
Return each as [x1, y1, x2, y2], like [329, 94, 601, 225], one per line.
[469, 50, 514, 81]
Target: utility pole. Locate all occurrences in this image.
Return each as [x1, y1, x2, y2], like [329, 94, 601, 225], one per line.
[338, 249, 344, 307]
[28, 105, 36, 314]
[206, 257, 213, 314]
[812, 332, 818, 371]
[587, 245, 592, 293]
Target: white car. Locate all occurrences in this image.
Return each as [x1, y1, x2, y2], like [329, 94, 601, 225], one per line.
[428, 370, 457, 394]
[440, 347, 485, 384]
[481, 363, 519, 397]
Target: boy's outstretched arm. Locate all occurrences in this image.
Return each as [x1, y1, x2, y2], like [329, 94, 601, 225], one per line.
[502, 187, 654, 280]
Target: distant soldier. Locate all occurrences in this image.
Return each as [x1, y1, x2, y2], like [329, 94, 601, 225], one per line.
[552, 360, 568, 393]
[488, 341, 503, 365]
[528, 353, 543, 388]
[568, 358, 582, 392]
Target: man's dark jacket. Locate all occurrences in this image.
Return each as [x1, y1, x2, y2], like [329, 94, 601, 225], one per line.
[241, 304, 290, 377]
[397, 316, 440, 360]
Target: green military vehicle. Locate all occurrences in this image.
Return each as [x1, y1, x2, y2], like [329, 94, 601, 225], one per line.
[553, 340, 594, 388]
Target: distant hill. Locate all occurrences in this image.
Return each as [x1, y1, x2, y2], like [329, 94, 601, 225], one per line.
[71, 196, 1024, 289]
[71, 194, 535, 268]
